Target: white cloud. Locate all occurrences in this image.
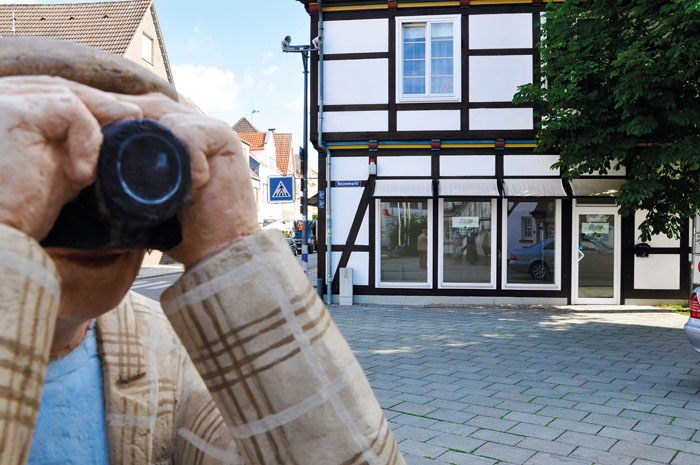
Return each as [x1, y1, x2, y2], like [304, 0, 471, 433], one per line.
[262, 65, 279, 76]
[287, 95, 304, 110]
[172, 64, 241, 125]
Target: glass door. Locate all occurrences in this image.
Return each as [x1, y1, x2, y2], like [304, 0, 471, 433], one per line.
[572, 206, 620, 304]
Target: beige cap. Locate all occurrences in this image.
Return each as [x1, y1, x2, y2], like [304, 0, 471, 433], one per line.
[0, 36, 178, 101]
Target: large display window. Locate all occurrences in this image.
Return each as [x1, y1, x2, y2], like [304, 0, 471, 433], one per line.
[438, 198, 496, 288]
[502, 199, 561, 289]
[376, 199, 432, 288]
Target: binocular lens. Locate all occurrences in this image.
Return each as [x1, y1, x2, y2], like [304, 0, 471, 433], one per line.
[117, 133, 183, 205]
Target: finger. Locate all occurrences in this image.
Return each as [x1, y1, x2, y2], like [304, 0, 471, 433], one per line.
[114, 92, 196, 120]
[158, 113, 211, 190]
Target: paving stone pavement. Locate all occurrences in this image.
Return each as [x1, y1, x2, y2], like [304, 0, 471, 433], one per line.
[328, 305, 700, 465]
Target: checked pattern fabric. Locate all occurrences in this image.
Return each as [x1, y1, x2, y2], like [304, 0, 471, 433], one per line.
[161, 229, 406, 465]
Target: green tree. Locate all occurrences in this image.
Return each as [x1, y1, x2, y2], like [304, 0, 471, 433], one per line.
[514, 0, 700, 240]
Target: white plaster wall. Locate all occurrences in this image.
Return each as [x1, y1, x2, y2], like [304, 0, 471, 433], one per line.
[469, 56, 533, 103]
[332, 251, 369, 286]
[582, 165, 627, 176]
[324, 19, 389, 54]
[469, 14, 533, 50]
[377, 156, 431, 177]
[331, 187, 364, 245]
[123, 9, 169, 83]
[323, 59, 388, 105]
[323, 111, 388, 133]
[397, 110, 460, 131]
[469, 108, 533, 130]
[331, 157, 369, 181]
[504, 155, 559, 176]
[440, 155, 495, 176]
[634, 255, 680, 289]
[634, 211, 680, 247]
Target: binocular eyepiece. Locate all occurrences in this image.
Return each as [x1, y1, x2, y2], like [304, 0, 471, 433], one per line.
[41, 119, 191, 250]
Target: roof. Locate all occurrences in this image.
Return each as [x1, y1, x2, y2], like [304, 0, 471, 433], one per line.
[232, 117, 260, 134]
[0, 1, 151, 56]
[273, 133, 293, 174]
[236, 132, 265, 151]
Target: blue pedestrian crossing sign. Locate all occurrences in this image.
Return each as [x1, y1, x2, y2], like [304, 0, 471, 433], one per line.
[269, 176, 294, 203]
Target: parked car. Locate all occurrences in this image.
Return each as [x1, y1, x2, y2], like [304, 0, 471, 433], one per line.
[684, 287, 700, 352]
[286, 238, 298, 256]
[508, 237, 555, 280]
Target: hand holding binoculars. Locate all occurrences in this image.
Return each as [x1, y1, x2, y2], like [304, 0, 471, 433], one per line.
[40, 119, 191, 251]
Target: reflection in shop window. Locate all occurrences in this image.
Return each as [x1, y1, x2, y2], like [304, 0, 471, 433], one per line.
[442, 199, 492, 284]
[379, 200, 430, 284]
[506, 200, 557, 285]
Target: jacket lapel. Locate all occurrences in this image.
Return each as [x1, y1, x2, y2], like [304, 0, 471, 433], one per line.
[96, 293, 153, 465]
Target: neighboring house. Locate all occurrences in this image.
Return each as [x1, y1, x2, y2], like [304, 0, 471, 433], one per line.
[0, 0, 173, 85]
[296, 0, 689, 305]
[237, 126, 298, 226]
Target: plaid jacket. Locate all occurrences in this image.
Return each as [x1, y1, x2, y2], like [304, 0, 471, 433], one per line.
[0, 224, 405, 465]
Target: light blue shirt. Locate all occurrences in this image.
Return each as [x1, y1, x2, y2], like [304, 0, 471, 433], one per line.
[28, 321, 109, 465]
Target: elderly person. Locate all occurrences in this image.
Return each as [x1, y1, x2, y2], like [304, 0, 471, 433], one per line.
[0, 39, 404, 465]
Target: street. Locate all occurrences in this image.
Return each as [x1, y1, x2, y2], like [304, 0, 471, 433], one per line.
[131, 251, 318, 301]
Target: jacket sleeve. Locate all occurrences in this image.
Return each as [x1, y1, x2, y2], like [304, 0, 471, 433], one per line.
[0, 224, 61, 465]
[161, 229, 405, 465]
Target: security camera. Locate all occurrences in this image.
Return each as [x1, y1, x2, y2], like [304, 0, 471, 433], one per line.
[281, 35, 292, 49]
[312, 35, 322, 49]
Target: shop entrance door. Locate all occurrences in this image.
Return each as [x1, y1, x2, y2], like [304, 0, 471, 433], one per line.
[572, 206, 621, 304]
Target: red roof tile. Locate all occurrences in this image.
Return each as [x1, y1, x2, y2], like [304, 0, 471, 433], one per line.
[236, 132, 265, 151]
[273, 133, 293, 174]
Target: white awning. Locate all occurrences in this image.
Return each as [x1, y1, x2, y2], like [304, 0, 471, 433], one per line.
[373, 179, 433, 197]
[570, 178, 625, 197]
[438, 179, 500, 197]
[503, 178, 567, 197]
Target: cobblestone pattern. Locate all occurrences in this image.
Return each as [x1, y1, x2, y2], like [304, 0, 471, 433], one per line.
[329, 305, 700, 465]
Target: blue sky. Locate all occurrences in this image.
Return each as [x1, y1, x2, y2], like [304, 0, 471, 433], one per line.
[2, 0, 313, 164]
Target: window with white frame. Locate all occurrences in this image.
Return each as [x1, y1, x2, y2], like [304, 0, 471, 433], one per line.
[439, 199, 496, 288]
[142, 33, 154, 64]
[396, 15, 461, 103]
[503, 199, 561, 288]
[376, 199, 432, 287]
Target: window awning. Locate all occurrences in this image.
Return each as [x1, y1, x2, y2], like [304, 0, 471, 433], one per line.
[503, 178, 567, 197]
[570, 178, 625, 197]
[373, 179, 433, 197]
[438, 179, 500, 197]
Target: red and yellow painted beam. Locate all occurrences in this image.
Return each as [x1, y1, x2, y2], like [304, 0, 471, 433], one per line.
[308, 0, 562, 13]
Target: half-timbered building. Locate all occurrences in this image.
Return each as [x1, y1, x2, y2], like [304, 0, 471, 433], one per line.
[296, 0, 690, 305]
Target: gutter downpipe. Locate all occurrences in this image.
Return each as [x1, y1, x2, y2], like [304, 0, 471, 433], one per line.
[317, 0, 333, 305]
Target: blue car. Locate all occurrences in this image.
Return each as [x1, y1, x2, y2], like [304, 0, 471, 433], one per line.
[508, 237, 555, 280]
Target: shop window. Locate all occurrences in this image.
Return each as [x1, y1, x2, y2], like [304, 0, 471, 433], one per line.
[439, 199, 496, 288]
[503, 199, 561, 288]
[376, 199, 432, 287]
[396, 15, 461, 103]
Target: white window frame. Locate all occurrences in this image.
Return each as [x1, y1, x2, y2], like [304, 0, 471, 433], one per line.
[142, 33, 154, 64]
[438, 198, 497, 289]
[396, 15, 461, 103]
[501, 198, 562, 290]
[375, 198, 433, 289]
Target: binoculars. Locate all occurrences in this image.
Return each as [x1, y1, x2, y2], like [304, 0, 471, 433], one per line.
[41, 119, 191, 250]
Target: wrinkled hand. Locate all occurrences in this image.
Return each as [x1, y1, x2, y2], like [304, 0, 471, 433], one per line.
[115, 93, 259, 268]
[0, 76, 143, 240]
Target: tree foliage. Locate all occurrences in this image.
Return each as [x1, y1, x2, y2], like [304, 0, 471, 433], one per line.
[514, 0, 700, 240]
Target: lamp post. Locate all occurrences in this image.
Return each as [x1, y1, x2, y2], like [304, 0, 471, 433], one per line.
[282, 36, 318, 279]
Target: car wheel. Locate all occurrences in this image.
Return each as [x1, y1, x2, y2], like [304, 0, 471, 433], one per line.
[529, 261, 550, 280]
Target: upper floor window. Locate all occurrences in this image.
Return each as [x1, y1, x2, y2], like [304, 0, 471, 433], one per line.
[142, 33, 154, 64]
[396, 15, 461, 103]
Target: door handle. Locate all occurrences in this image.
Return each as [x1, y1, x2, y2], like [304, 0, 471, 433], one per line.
[577, 249, 585, 262]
